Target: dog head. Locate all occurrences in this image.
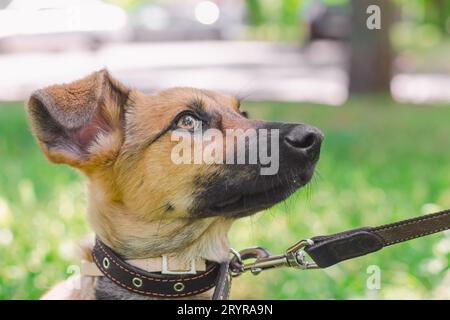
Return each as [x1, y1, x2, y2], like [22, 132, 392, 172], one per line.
[28, 70, 322, 259]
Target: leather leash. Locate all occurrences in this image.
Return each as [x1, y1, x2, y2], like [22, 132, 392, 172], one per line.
[306, 208, 450, 268]
[230, 208, 450, 275]
[91, 209, 449, 299]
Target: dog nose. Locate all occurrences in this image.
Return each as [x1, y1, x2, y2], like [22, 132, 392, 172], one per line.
[284, 125, 323, 161]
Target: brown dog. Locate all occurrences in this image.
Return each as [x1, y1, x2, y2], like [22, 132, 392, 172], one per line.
[27, 70, 323, 299]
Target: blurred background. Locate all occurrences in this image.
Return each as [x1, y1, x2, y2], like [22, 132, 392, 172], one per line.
[0, 0, 449, 299]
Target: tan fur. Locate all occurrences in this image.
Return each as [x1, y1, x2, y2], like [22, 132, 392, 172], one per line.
[28, 70, 245, 299]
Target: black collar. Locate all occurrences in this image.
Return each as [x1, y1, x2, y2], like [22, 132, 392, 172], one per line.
[92, 238, 231, 299]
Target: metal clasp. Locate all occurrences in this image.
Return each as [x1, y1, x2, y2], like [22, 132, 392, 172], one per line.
[285, 239, 318, 270]
[229, 239, 318, 277]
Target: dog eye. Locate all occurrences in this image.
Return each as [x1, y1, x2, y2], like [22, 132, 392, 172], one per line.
[176, 114, 201, 130]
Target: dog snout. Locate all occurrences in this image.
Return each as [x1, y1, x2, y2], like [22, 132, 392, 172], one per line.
[284, 125, 323, 161]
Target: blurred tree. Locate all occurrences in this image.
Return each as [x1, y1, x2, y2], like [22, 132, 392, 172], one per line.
[245, 0, 304, 27]
[281, 0, 302, 26]
[422, 0, 450, 34]
[245, 0, 265, 26]
[349, 0, 395, 94]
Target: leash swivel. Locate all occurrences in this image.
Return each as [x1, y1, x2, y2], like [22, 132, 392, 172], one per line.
[229, 239, 319, 277]
[230, 208, 450, 275]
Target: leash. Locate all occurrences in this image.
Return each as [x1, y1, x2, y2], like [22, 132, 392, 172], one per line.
[90, 209, 449, 299]
[229, 208, 450, 276]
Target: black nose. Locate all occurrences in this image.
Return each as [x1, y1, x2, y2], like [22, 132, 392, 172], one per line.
[284, 125, 323, 161]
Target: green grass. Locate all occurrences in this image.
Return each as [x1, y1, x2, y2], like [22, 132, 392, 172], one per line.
[0, 98, 449, 299]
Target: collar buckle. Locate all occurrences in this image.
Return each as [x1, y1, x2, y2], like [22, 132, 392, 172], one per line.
[161, 255, 197, 275]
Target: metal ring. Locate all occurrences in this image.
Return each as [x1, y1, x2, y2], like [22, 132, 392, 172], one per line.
[230, 248, 243, 265]
[173, 282, 185, 292]
[229, 248, 244, 277]
[132, 277, 143, 288]
[102, 257, 110, 269]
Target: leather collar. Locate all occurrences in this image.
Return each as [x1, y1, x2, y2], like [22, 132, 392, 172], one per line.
[92, 238, 231, 299]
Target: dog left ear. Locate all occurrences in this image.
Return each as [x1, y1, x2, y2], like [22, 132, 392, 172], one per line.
[27, 69, 129, 169]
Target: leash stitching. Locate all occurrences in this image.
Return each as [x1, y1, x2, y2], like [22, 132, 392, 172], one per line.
[373, 210, 450, 233]
[383, 226, 450, 246]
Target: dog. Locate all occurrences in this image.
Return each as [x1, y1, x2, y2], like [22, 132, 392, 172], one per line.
[27, 69, 323, 299]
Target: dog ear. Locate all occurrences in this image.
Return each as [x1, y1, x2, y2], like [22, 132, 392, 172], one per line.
[27, 69, 130, 169]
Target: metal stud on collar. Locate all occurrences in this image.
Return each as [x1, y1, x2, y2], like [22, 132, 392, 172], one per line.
[102, 257, 110, 269]
[173, 282, 185, 292]
[132, 277, 143, 288]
